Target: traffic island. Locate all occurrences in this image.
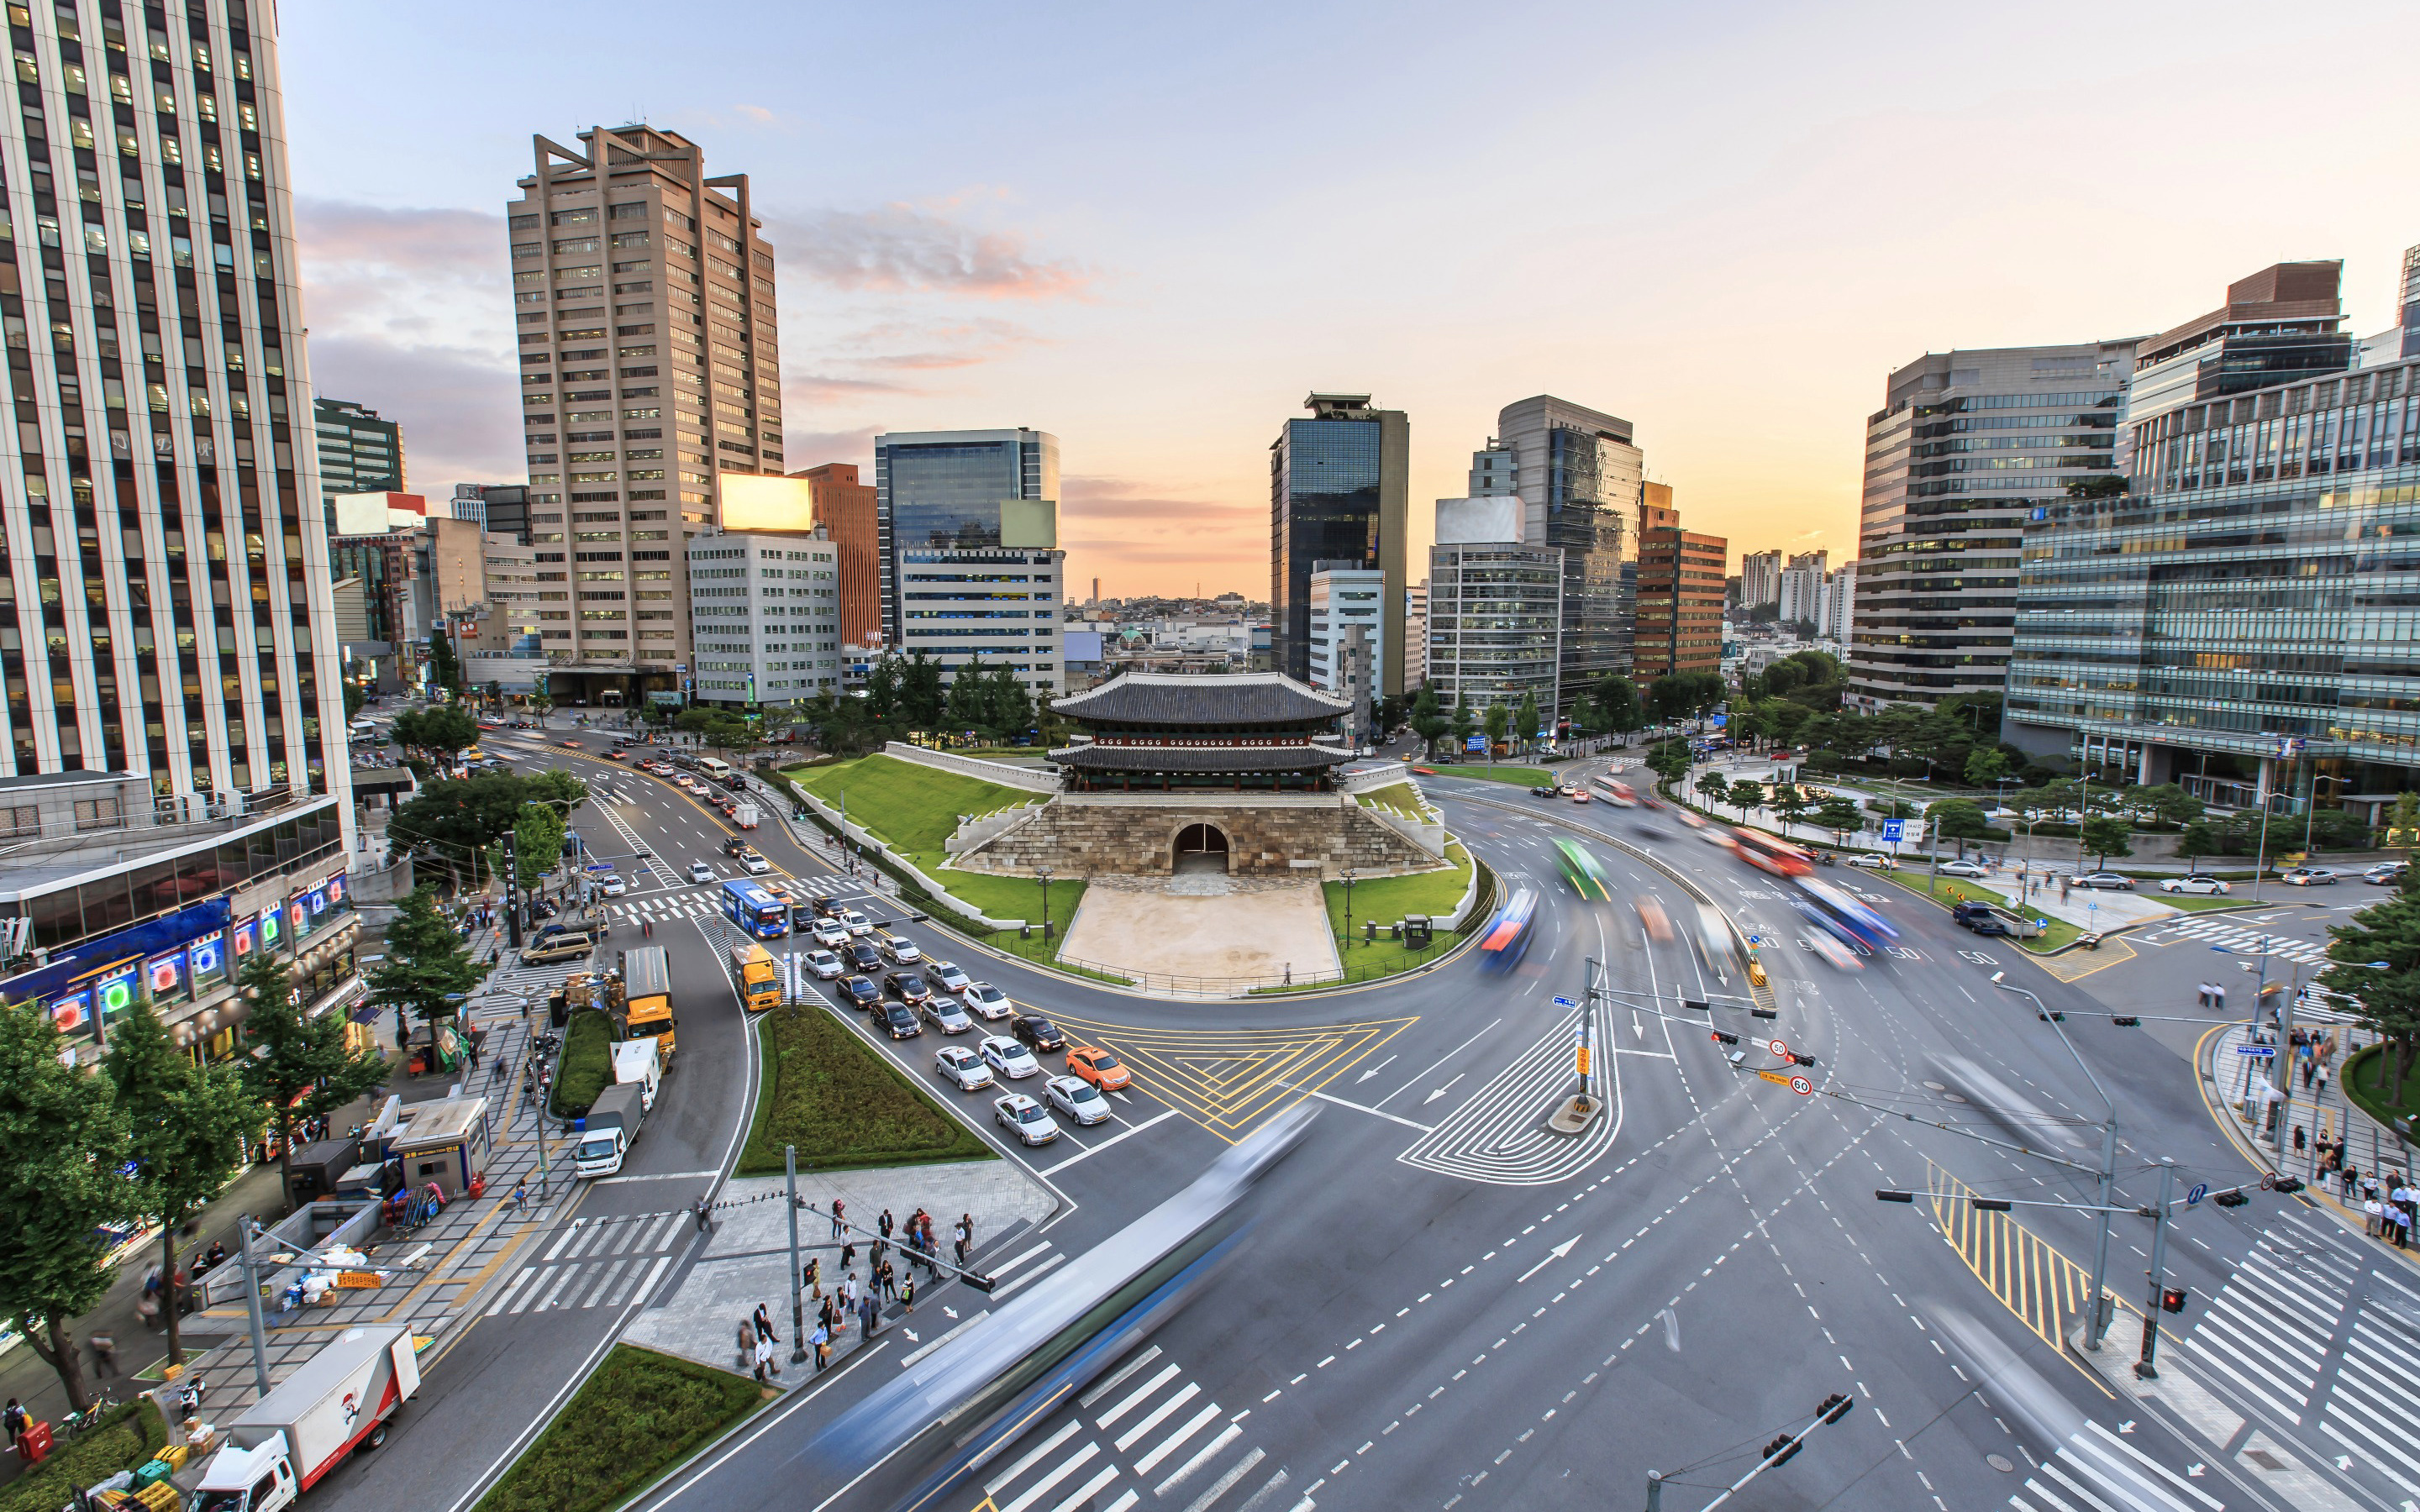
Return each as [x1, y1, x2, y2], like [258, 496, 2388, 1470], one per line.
[471, 1346, 760, 1512]
[1547, 1094, 1602, 1135]
[736, 1001, 993, 1175]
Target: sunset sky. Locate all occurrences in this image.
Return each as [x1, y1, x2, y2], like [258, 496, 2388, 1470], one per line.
[283, 2, 2420, 598]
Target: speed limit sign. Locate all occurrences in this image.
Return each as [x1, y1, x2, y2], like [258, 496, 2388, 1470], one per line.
[1789, 1075, 1813, 1097]
[1768, 1039, 1790, 1059]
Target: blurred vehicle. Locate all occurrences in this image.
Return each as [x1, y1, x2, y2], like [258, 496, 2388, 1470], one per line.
[1849, 853, 1896, 870]
[1802, 930, 1861, 970]
[1476, 888, 1539, 974]
[1635, 896, 1674, 942]
[1591, 775, 1640, 806]
[1935, 859, 1988, 879]
[1555, 838, 1612, 900]
[1732, 830, 1814, 878]
[2364, 862, 2408, 885]
[2279, 868, 2340, 887]
[1693, 903, 1739, 976]
[2073, 871, 2138, 890]
[2160, 876, 2229, 895]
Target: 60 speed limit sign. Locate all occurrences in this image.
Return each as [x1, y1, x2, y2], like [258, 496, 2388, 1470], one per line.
[1789, 1074, 1813, 1096]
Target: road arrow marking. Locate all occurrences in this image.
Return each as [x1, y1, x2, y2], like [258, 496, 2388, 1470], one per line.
[1516, 1235, 1581, 1284]
[1424, 1074, 1465, 1105]
[1357, 1055, 1398, 1085]
[2118, 1421, 2134, 1434]
[902, 1328, 918, 1344]
[944, 1306, 960, 1320]
[2186, 1464, 2205, 1478]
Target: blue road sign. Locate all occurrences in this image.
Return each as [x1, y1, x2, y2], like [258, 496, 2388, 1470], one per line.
[2186, 1182, 2209, 1207]
[1550, 995, 1581, 1011]
[1881, 820, 1906, 843]
[1465, 735, 1488, 753]
[2234, 1045, 2276, 1058]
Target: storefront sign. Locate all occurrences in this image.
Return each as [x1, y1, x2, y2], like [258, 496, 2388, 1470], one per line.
[49, 990, 92, 1036]
[96, 965, 138, 1026]
[259, 907, 281, 949]
[146, 951, 184, 1000]
[188, 936, 225, 985]
[232, 918, 257, 958]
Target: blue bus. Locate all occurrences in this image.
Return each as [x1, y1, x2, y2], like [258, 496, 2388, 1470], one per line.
[720, 879, 789, 939]
[1793, 876, 1897, 953]
[1476, 888, 1539, 974]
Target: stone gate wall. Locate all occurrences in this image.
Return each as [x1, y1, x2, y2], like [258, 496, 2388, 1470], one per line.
[953, 794, 1441, 879]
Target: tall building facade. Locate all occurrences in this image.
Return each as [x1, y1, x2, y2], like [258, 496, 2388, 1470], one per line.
[1402, 579, 1427, 690]
[1270, 394, 1408, 695]
[1777, 564, 1823, 626]
[687, 526, 841, 707]
[796, 460, 878, 648]
[0, 0, 363, 1065]
[1632, 486, 1726, 683]
[1307, 564, 1383, 695]
[508, 123, 782, 698]
[1818, 561, 1857, 641]
[1425, 497, 1562, 714]
[1848, 339, 2136, 712]
[311, 397, 400, 533]
[874, 428, 1062, 694]
[1739, 549, 1781, 609]
[2009, 259, 2420, 814]
[1491, 396, 1642, 710]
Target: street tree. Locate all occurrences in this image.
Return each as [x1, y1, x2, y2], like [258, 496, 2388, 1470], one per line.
[524, 767, 589, 817]
[427, 625, 465, 697]
[2391, 790, 2420, 857]
[1928, 798, 1991, 858]
[1449, 693, 1477, 755]
[1591, 675, 1640, 742]
[367, 888, 490, 1041]
[2080, 815, 2134, 869]
[513, 801, 566, 892]
[1644, 739, 1691, 790]
[1728, 779, 1765, 822]
[1964, 748, 2007, 790]
[105, 998, 262, 1368]
[241, 951, 389, 1203]
[1513, 691, 1541, 757]
[900, 653, 947, 727]
[1814, 795, 1864, 846]
[1770, 782, 1812, 832]
[392, 704, 478, 764]
[1481, 702, 1511, 759]
[0, 1009, 137, 1412]
[2318, 879, 2420, 1095]
[1694, 770, 1729, 812]
[1408, 685, 1450, 756]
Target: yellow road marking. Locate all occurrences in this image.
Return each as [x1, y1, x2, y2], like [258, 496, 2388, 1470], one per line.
[2039, 937, 2138, 982]
[1927, 1159, 2114, 1397]
[1048, 1011, 1418, 1141]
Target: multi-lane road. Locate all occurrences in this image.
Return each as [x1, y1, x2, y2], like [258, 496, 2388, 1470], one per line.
[339, 728, 2414, 1512]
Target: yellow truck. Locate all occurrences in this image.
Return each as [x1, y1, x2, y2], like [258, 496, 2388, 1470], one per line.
[729, 942, 781, 1014]
[616, 944, 676, 1063]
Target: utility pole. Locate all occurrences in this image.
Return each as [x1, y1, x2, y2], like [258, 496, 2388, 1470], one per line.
[238, 1215, 271, 1395]
[2136, 1158, 2177, 1379]
[1990, 973, 2120, 1349]
[1926, 813, 1943, 896]
[786, 1146, 807, 1365]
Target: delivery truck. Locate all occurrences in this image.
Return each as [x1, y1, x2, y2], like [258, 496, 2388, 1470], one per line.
[729, 942, 781, 1013]
[616, 944, 676, 1063]
[610, 1037, 661, 1110]
[193, 1324, 420, 1508]
[574, 1080, 646, 1179]
[732, 801, 760, 830]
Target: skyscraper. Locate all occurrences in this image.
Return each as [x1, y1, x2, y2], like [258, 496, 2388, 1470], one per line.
[1270, 394, 1408, 694]
[508, 123, 781, 702]
[1491, 396, 1643, 708]
[1633, 485, 1726, 683]
[794, 461, 879, 648]
[311, 397, 402, 533]
[0, 0, 362, 1066]
[875, 428, 1064, 692]
[1425, 496, 1562, 715]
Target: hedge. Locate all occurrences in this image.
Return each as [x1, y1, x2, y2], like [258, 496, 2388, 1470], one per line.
[472, 1347, 760, 1512]
[549, 1009, 615, 1118]
[736, 1000, 993, 1175]
[0, 1398, 166, 1512]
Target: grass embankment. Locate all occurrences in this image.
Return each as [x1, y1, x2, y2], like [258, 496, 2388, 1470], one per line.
[782, 755, 1085, 929]
[1355, 782, 1428, 819]
[472, 1346, 760, 1512]
[549, 1009, 615, 1118]
[2344, 1043, 2419, 1133]
[1418, 764, 1555, 790]
[1870, 868, 2085, 953]
[0, 1399, 166, 1512]
[737, 1001, 994, 1175]
[1296, 843, 1476, 986]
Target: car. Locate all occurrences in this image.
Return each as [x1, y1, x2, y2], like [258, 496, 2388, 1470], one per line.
[1848, 853, 1897, 870]
[2365, 862, 2409, 885]
[980, 1035, 1039, 1079]
[1570, 788, 1591, 803]
[962, 983, 1013, 1021]
[845, 941, 883, 974]
[885, 971, 931, 1006]
[2072, 872, 2137, 890]
[810, 917, 850, 948]
[739, 854, 771, 875]
[804, 948, 844, 979]
[1045, 1074, 1113, 1126]
[1411, 766, 1437, 776]
[880, 1002, 922, 1039]
[919, 995, 972, 1034]
[606, 750, 627, 762]
[597, 874, 627, 897]
[839, 910, 873, 936]
[879, 934, 923, 964]
[558, 738, 582, 749]
[1528, 783, 1558, 800]
[805, 893, 841, 917]
[993, 1093, 1059, 1146]
[759, 879, 794, 901]
[929, 959, 972, 993]
[2160, 875, 2230, 895]
[2279, 867, 2341, 886]
[1935, 859, 1989, 879]
[839, 974, 881, 1009]
[1011, 1014, 1065, 1053]
[1065, 1045, 1130, 1093]
[686, 861, 716, 884]
[723, 837, 751, 857]
[520, 933, 592, 965]
[934, 1045, 993, 1092]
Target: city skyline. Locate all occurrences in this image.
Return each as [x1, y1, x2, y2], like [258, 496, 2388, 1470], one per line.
[280, 3, 2420, 596]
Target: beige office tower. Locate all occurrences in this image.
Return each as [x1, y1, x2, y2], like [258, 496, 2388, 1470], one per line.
[507, 124, 782, 702]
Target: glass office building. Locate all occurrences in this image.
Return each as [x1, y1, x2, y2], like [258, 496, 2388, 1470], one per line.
[1489, 396, 1642, 707]
[2008, 260, 2420, 819]
[1424, 543, 1563, 712]
[874, 428, 1058, 646]
[1270, 395, 1408, 694]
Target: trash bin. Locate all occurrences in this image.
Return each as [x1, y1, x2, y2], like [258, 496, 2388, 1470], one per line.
[17, 1420, 52, 1464]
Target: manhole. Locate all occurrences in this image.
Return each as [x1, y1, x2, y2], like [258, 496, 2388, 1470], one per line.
[1941, 1092, 1968, 1103]
[1922, 1080, 1947, 1091]
[1987, 1455, 2014, 1473]
[2245, 1449, 2285, 1470]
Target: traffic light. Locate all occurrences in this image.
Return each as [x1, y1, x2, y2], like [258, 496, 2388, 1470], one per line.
[1787, 1052, 1818, 1068]
[2110, 1016, 2141, 1027]
[1762, 1434, 1801, 1467]
[2160, 1287, 2189, 1315]
[1818, 1393, 1854, 1424]
[2038, 1011, 2066, 1021]
[1750, 1007, 1779, 1021]
[1876, 1189, 1914, 1203]
[1711, 1031, 1740, 1046]
[962, 1272, 998, 1294]
[2214, 1189, 2249, 1208]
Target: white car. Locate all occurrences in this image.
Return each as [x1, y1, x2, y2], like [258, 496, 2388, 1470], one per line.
[1848, 853, 1896, 870]
[934, 1045, 992, 1093]
[839, 909, 873, 936]
[687, 862, 716, 884]
[1044, 1074, 1112, 1126]
[739, 853, 771, 875]
[929, 959, 971, 993]
[804, 948, 844, 979]
[597, 874, 627, 896]
[2160, 876, 2230, 895]
[881, 934, 923, 964]
[1935, 859, 1989, 879]
[810, 917, 849, 948]
[962, 983, 1013, 1021]
[980, 1034, 1039, 1079]
[2279, 868, 2341, 887]
[993, 1093, 1059, 1146]
[920, 995, 972, 1034]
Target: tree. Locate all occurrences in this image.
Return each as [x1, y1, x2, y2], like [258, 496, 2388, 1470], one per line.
[1591, 675, 1640, 741]
[1727, 779, 1765, 822]
[513, 801, 566, 892]
[427, 625, 465, 697]
[1644, 739, 1692, 788]
[241, 951, 388, 1204]
[863, 655, 906, 723]
[1449, 693, 1477, 755]
[1408, 685, 1451, 757]
[392, 704, 478, 764]
[1645, 675, 1692, 726]
[2134, 783, 2204, 827]
[2080, 815, 2134, 869]
[0, 1008, 137, 1412]
[2392, 791, 2420, 857]
[900, 653, 947, 727]
[1770, 782, 1812, 832]
[1481, 703, 1511, 759]
[367, 887, 490, 1043]
[2318, 882, 2420, 1095]
[1513, 691, 1541, 756]
[1814, 795, 1864, 845]
[1964, 748, 2007, 790]
[1694, 771, 1729, 811]
[106, 998, 261, 1369]
[1928, 798, 1991, 857]
[2178, 822, 2219, 863]
[342, 680, 366, 721]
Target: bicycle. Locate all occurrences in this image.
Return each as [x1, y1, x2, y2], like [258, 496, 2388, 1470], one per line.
[60, 1399, 115, 1437]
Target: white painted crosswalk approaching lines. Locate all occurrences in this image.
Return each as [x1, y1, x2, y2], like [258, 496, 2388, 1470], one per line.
[2154, 917, 2328, 965]
[2181, 1226, 2354, 1425]
[2321, 1269, 2420, 1498]
[487, 1210, 687, 1318]
[2009, 1419, 2224, 1512]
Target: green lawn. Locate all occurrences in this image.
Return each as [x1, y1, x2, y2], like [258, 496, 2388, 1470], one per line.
[0, 1399, 166, 1512]
[2344, 1043, 2419, 1131]
[737, 999, 994, 1175]
[784, 753, 1036, 853]
[549, 1008, 615, 1117]
[1870, 869, 2085, 953]
[1418, 764, 1555, 789]
[1309, 844, 1476, 982]
[1355, 781, 1430, 818]
[926, 868, 1087, 932]
[473, 1347, 761, 1512]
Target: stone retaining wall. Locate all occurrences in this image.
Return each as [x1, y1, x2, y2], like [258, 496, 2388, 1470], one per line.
[955, 793, 1442, 879]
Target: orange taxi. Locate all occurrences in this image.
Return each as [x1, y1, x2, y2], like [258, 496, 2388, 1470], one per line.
[1065, 1045, 1130, 1093]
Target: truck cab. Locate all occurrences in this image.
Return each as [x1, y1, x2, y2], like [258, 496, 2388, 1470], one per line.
[196, 1438, 300, 1512]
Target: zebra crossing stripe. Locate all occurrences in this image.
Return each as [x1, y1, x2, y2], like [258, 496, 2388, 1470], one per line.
[486, 1267, 539, 1316]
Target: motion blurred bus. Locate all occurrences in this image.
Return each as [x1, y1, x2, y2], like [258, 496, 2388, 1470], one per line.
[1589, 774, 1640, 807]
[1476, 887, 1539, 974]
[1730, 828, 1814, 878]
[1793, 876, 1898, 954]
[1555, 839, 1612, 900]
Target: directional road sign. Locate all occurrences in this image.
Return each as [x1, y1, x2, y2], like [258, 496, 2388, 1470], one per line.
[1881, 820, 1905, 843]
[1757, 1070, 1794, 1087]
[2234, 1045, 2276, 1058]
[1550, 995, 1581, 1011]
[2186, 1182, 2209, 1208]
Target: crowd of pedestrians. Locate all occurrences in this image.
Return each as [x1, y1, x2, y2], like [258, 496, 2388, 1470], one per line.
[737, 1202, 977, 1384]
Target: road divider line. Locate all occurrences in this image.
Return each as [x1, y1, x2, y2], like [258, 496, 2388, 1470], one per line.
[1272, 1081, 1434, 1132]
[993, 1252, 1068, 1300]
[1042, 1108, 1180, 1173]
[592, 1168, 719, 1184]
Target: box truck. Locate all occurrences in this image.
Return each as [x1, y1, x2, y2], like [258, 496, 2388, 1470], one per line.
[729, 942, 782, 1013]
[610, 1037, 661, 1110]
[193, 1324, 420, 1508]
[615, 944, 676, 1063]
[574, 1080, 646, 1179]
[732, 801, 760, 830]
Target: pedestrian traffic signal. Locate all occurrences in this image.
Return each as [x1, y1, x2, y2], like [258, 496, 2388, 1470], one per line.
[962, 1272, 998, 1294]
[2160, 1287, 2189, 1314]
[1762, 1434, 1801, 1467]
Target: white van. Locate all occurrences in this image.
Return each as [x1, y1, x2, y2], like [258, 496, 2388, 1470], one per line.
[349, 719, 377, 738]
[696, 757, 732, 780]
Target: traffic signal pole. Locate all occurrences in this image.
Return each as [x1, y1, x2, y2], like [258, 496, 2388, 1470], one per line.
[2137, 1158, 2178, 1380]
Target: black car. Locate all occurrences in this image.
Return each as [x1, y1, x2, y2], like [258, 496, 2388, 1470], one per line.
[881, 1002, 923, 1039]
[806, 893, 840, 917]
[839, 974, 881, 1009]
[1529, 784, 1558, 799]
[885, 972, 931, 1006]
[723, 836, 751, 857]
[845, 941, 883, 974]
[529, 898, 560, 921]
[1011, 1014, 1065, 1053]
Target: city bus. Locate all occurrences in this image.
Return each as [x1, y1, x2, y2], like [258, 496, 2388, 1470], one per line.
[1793, 875, 1898, 954]
[1590, 774, 1640, 807]
[1476, 887, 1539, 974]
[719, 879, 789, 939]
[1554, 838, 1612, 901]
[696, 756, 733, 781]
[1730, 828, 1815, 878]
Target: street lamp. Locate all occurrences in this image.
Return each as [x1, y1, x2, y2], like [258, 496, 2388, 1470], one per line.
[1991, 971, 2122, 1351]
[1341, 868, 1358, 952]
[2302, 772, 2352, 857]
[1036, 864, 1055, 942]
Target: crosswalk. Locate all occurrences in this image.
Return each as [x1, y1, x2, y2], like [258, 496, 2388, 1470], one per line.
[2009, 1418, 2224, 1512]
[2151, 916, 2328, 966]
[2321, 1271, 2420, 1497]
[971, 1341, 1293, 1512]
[484, 957, 587, 1002]
[484, 1209, 690, 1318]
[2182, 1223, 2351, 1425]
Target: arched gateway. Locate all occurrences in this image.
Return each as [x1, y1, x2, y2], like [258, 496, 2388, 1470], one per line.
[1172, 822, 1230, 873]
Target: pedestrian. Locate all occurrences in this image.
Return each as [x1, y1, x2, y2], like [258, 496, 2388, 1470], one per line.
[953, 1216, 969, 1269]
[4, 1397, 27, 1446]
[879, 1209, 894, 1244]
[755, 1303, 779, 1344]
[2293, 1124, 2307, 1154]
[2317, 1063, 2331, 1099]
[802, 1257, 820, 1300]
[693, 1194, 712, 1234]
[90, 1331, 117, 1378]
[960, 1213, 975, 1260]
[877, 1258, 896, 1302]
[860, 1291, 878, 1340]
[811, 1323, 830, 1371]
[739, 1316, 760, 1375]
[831, 1198, 845, 1241]
[136, 1291, 160, 1331]
[510, 1180, 527, 1214]
[2365, 1194, 2385, 1237]
[841, 1240, 856, 1271]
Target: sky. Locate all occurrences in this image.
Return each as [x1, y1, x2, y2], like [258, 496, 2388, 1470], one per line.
[281, 2, 2420, 599]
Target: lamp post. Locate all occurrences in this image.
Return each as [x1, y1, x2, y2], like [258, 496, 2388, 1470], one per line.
[1036, 864, 1055, 942]
[2302, 771, 2350, 857]
[1341, 868, 1358, 953]
[1990, 971, 2121, 1350]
